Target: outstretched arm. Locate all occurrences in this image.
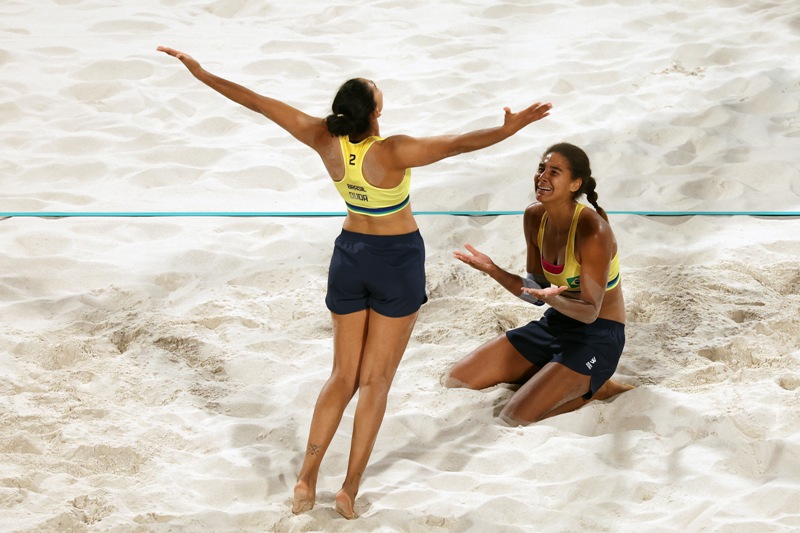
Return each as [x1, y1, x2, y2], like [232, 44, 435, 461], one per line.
[453, 244, 562, 299]
[383, 102, 552, 170]
[157, 47, 329, 149]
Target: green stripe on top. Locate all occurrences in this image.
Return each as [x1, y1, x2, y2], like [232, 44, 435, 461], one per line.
[344, 195, 410, 216]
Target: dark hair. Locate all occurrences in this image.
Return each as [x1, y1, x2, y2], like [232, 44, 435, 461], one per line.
[325, 79, 376, 137]
[543, 143, 608, 222]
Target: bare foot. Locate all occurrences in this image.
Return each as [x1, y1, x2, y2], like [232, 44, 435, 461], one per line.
[291, 481, 315, 514]
[595, 379, 635, 400]
[334, 489, 356, 519]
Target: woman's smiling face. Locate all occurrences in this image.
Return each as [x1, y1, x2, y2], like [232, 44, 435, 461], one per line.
[534, 152, 580, 202]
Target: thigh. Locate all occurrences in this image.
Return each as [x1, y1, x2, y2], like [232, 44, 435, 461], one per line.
[445, 334, 539, 390]
[357, 309, 419, 386]
[500, 362, 591, 425]
[330, 310, 370, 390]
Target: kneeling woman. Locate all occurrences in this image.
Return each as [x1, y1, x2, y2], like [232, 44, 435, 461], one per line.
[447, 143, 633, 425]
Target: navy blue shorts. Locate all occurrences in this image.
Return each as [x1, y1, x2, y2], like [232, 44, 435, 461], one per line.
[506, 308, 625, 399]
[325, 229, 428, 318]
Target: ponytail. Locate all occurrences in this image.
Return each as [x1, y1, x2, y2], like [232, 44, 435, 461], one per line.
[325, 113, 359, 137]
[325, 79, 376, 137]
[582, 176, 609, 222]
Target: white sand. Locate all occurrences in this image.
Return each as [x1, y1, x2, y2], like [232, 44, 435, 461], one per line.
[2, 0, 800, 531]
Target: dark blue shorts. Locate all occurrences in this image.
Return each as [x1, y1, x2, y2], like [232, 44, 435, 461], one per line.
[506, 308, 625, 399]
[325, 229, 428, 318]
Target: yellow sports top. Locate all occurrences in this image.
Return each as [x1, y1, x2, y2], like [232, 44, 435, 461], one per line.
[537, 203, 620, 292]
[333, 136, 411, 217]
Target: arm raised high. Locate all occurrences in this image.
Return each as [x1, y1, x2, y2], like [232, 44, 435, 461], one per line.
[157, 47, 329, 149]
[382, 102, 551, 170]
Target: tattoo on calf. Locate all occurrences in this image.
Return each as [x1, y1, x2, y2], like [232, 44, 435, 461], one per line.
[307, 444, 321, 456]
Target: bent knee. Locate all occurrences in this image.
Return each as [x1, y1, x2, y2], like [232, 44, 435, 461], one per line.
[441, 373, 466, 389]
[498, 405, 537, 427]
[442, 369, 479, 390]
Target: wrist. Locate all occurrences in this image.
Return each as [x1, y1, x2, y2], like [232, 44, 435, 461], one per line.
[485, 263, 502, 278]
[501, 121, 519, 136]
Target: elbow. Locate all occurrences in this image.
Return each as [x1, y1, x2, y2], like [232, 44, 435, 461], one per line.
[445, 143, 469, 158]
[577, 306, 601, 324]
[449, 135, 492, 157]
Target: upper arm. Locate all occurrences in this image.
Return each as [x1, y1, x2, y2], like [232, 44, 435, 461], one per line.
[575, 215, 614, 312]
[195, 70, 330, 150]
[380, 134, 465, 170]
[253, 96, 330, 149]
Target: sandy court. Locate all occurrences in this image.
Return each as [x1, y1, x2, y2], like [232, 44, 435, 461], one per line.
[2, 0, 800, 531]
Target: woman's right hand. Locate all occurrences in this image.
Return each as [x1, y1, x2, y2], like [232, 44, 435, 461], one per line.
[157, 46, 202, 73]
[453, 244, 496, 274]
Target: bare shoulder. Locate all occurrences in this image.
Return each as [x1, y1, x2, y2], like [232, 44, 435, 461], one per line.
[523, 202, 545, 222]
[523, 202, 544, 236]
[377, 134, 414, 150]
[577, 205, 615, 245]
[371, 134, 414, 164]
[523, 202, 545, 220]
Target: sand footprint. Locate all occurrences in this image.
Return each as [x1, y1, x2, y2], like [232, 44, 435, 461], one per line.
[664, 140, 697, 166]
[679, 175, 744, 202]
[154, 335, 227, 377]
[66, 444, 145, 476]
[74, 59, 154, 82]
[71, 494, 115, 526]
[88, 19, 167, 33]
[0, 48, 14, 66]
[203, 0, 275, 18]
[777, 376, 800, 391]
[63, 80, 126, 104]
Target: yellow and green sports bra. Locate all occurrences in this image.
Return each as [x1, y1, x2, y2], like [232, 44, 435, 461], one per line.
[333, 136, 411, 217]
[537, 203, 620, 292]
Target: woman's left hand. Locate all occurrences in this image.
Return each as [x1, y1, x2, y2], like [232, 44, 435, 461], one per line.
[521, 284, 568, 302]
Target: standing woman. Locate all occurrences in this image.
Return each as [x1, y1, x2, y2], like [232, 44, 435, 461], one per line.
[447, 143, 633, 425]
[157, 46, 551, 518]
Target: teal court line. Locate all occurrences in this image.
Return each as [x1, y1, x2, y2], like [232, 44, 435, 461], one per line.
[1, 210, 800, 218]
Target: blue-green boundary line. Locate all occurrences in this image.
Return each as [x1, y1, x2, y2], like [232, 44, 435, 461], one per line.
[1, 210, 800, 218]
